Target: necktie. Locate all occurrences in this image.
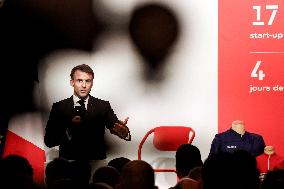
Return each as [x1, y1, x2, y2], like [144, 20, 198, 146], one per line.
[68, 99, 86, 139]
[77, 99, 86, 115]
[78, 99, 85, 109]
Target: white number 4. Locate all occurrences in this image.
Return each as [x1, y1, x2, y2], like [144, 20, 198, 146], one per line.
[251, 60, 265, 80]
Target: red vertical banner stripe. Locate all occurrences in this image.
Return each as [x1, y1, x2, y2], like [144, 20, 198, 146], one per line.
[3, 131, 45, 184]
[3, 113, 46, 185]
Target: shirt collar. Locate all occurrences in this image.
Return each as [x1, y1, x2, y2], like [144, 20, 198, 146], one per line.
[229, 128, 247, 137]
[73, 95, 89, 108]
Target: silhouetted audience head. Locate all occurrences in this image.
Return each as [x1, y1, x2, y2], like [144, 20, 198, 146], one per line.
[107, 157, 131, 173]
[176, 144, 203, 179]
[171, 178, 201, 189]
[0, 154, 35, 189]
[90, 182, 113, 189]
[202, 152, 236, 189]
[116, 160, 156, 189]
[1, 154, 33, 177]
[70, 160, 92, 189]
[261, 169, 284, 189]
[232, 150, 260, 189]
[45, 158, 72, 188]
[202, 150, 261, 189]
[48, 178, 75, 189]
[92, 165, 120, 188]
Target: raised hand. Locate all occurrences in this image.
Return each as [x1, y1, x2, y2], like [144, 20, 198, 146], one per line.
[112, 117, 131, 141]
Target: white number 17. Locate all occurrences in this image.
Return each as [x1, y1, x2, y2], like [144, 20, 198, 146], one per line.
[253, 5, 278, 26]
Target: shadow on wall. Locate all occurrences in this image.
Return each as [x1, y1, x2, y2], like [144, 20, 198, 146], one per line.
[129, 3, 180, 82]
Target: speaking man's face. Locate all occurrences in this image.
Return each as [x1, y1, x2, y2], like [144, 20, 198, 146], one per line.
[70, 70, 93, 99]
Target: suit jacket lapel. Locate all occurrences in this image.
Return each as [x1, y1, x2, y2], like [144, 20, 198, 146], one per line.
[66, 96, 75, 118]
[86, 96, 96, 118]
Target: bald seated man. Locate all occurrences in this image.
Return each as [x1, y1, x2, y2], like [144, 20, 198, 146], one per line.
[116, 160, 158, 189]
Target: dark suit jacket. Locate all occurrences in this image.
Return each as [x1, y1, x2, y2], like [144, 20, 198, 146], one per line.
[209, 129, 265, 157]
[44, 95, 118, 160]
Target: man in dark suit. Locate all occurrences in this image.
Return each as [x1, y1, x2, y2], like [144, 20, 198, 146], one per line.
[44, 64, 130, 160]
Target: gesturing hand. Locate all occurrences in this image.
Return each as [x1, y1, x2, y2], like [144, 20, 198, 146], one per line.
[112, 117, 131, 141]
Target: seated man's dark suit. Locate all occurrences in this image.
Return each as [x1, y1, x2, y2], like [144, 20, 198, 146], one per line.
[209, 129, 265, 157]
[44, 95, 118, 160]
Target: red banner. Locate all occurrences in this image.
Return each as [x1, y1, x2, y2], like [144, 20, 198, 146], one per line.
[219, 0, 284, 156]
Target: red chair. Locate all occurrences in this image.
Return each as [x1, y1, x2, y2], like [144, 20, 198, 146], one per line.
[138, 126, 195, 173]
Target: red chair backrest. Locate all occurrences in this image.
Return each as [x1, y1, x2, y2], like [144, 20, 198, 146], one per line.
[153, 126, 195, 151]
[138, 126, 195, 160]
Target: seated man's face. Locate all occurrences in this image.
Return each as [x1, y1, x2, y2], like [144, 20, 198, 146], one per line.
[70, 70, 93, 99]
